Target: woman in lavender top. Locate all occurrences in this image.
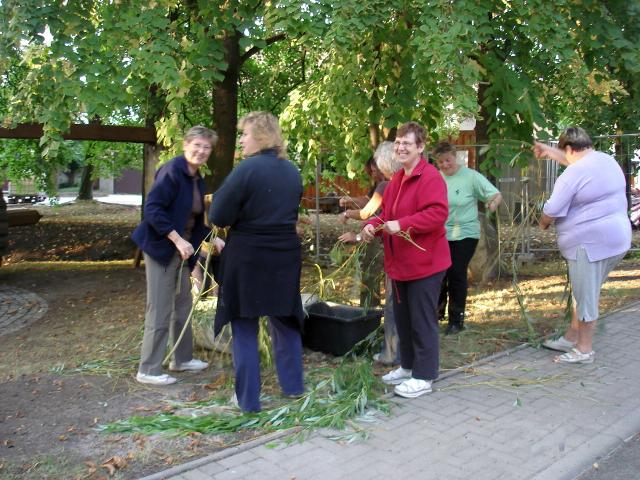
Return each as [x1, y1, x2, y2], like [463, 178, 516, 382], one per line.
[534, 127, 631, 364]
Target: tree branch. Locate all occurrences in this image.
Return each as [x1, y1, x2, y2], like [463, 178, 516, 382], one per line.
[239, 33, 287, 64]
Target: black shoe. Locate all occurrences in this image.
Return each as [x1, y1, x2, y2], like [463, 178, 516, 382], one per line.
[445, 322, 464, 335]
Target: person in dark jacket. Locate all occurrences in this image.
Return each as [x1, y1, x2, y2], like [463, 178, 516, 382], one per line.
[361, 121, 451, 399]
[209, 111, 304, 412]
[132, 126, 221, 386]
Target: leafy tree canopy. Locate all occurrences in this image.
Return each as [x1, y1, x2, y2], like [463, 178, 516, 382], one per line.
[1, 0, 638, 190]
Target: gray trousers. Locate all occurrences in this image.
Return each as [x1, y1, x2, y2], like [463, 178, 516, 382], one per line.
[378, 275, 399, 364]
[138, 253, 193, 375]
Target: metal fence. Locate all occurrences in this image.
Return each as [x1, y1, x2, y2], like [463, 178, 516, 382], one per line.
[460, 133, 640, 258]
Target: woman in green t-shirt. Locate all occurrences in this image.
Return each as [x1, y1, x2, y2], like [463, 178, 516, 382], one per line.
[433, 142, 502, 335]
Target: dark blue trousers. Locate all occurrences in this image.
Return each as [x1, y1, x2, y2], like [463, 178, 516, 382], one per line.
[392, 271, 445, 381]
[231, 316, 304, 412]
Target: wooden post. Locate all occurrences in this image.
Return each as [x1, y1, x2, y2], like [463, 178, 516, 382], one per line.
[133, 142, 161, 268]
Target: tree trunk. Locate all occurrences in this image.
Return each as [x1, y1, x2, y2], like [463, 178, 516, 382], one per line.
[0, 191, 8, 264]
[469, 79, 500, 283]
[140, 84, 164, 219]
[77, 164, 94, 200]
[142, 143, 161, 215]
[208, 32, 241, 194]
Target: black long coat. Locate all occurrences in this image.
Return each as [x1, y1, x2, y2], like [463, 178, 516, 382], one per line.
[208, 149, 304, 335]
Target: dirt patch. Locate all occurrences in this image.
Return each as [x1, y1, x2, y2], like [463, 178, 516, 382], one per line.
[4, 201, 139, 264]
[0, 263, 258, 479]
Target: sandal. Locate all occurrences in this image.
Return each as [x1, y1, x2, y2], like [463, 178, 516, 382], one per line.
[554, 348, 595, 364]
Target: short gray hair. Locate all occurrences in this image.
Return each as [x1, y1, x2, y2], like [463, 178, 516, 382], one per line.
[184, 126, 218, 146]
[557, 126, 593, 151]
[374, 141, 400, 178]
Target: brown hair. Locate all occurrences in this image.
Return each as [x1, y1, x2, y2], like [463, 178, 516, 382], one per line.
[396, 121, 426, 147]
[238, 111, 287, 159]
[557, 126, 593, 151]
[432, 141, 456, 157]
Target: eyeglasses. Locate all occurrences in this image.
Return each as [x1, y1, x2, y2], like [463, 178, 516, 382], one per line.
[394, 141, 415, 148]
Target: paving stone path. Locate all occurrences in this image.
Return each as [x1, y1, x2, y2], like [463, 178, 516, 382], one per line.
[143, 301, 640, 480]
[0, 285, 48, 337]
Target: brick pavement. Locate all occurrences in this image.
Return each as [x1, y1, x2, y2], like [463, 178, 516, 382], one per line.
[0, 285, 48, 336]
[143, 301, 640, 480]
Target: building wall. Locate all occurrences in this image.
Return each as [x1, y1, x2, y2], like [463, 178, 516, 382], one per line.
[114, 168, 143, 194]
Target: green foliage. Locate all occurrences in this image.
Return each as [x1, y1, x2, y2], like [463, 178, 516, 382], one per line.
[100, 340, 389, 439]
[2, 0, 639, 191]
[281, 1, 451, 183]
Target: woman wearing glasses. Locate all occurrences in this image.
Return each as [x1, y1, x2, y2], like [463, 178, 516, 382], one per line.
[361, 122, 450, 399]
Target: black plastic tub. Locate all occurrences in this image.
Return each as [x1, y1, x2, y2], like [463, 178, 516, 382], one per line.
[303, 301, 382, 356]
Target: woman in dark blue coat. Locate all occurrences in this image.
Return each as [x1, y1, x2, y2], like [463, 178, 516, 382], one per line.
[209, 112, 304, 412]
[132, 126, 222, 386]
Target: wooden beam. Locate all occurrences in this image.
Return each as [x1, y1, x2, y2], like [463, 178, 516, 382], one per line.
[0, 123, 156, 144]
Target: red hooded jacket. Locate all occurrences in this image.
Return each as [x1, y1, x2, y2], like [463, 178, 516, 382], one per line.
[367, 158, 451, 281]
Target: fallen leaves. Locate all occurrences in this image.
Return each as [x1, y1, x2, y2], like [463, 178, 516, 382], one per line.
[101, 455, 128, 476]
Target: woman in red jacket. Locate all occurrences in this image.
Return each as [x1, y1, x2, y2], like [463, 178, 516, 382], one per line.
[361, 122, 451, 399]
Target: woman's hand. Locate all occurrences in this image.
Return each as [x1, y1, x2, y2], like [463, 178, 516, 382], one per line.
[296, 215, 312, 236]
[383, 220, 401, 235]
[212, 237, 226, 254]
[338, 231, 357, 243]
[339, 210, 350, 224]
[339, 196, 354, 208]
[175, 237, 195, 260]
[360, 224, 376, 243]
[539, 212, 554, 230]
[533, 142, 569, 166]
[486, 193, 503, 213]
[532, 142, 550, 159]
[167, 230, 194, 260]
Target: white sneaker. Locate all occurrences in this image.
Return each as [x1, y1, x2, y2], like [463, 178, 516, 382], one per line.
[136, 372, 177, 385]
[169, 359, 209, 372]
[542, 335, 575, 353]
[394, 378, 432, 398]
[381, 367, 412, 385]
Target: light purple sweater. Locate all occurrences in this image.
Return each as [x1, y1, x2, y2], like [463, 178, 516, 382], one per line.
[543, 150, 631, 261]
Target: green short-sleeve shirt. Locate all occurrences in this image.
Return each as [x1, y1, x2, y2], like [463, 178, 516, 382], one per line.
[442, 166, 500, 241]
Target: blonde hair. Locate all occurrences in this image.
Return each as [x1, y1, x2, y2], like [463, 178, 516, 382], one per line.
[238, 111, 287, 159]
[374, 141, 400, 178]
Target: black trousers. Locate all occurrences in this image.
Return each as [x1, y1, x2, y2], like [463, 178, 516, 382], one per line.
[438, 238, 479, 320]
[393, 271, 445, 381]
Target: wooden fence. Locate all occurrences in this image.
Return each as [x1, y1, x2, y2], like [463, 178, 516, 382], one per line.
[301, 130, 477, 211]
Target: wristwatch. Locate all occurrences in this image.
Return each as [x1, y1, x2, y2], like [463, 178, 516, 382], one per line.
[355, 234, 362, 242]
